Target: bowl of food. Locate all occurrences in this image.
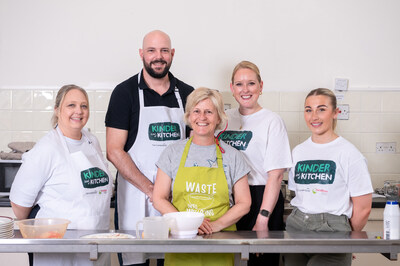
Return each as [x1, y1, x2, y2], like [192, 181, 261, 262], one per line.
[16, 218, 70, 239]
[163, 211, 204, 238]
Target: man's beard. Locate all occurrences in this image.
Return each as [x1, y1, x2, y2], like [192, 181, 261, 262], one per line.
[143, 59, 171, 79]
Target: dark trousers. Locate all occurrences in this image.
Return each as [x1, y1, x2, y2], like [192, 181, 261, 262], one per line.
[236, 185, 285, 266]
[28, 205, 41, 266]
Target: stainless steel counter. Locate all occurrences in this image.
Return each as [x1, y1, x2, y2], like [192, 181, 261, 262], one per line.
[0, 230, 399, 266]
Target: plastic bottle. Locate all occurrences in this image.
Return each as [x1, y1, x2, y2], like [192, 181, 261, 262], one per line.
[383, 201, 400, 239]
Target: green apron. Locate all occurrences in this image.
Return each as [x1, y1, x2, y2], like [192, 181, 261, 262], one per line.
[165, 137, 235, 266]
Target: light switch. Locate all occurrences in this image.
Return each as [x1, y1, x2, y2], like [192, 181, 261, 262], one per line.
[335, 78, 349, 91]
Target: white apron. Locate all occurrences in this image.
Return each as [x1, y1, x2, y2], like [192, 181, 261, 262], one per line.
[34, 127, 112, 266]
[117, 72, 185, 264]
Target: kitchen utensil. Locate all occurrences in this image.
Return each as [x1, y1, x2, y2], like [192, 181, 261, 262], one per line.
[163, 211, 204, 238]
[384, 180, 400, 201]
[81, 233, 135, 239]
[135, 216, 170, 239]
[0, 216, 14, 238]
[16, 218, 70, 239]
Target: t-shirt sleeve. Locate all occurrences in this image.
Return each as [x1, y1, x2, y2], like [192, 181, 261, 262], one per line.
[287, 146, 298, 191]
[288, 162, 296, 191]
[347, 156, 373, 197]
[156, 144, 175, 179]
[230, 148, 251, 185]
[9, 144, 53, 207]
[105, 84, 132, 130]
[263, 116, 292, 172]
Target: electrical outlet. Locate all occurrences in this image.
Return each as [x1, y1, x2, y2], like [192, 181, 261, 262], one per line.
[337, 104, 349, 120]
[335, 78, 349, 91]
[376, 142, 396, 154]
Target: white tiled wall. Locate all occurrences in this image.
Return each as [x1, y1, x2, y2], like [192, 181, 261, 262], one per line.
[1, 89, 399, 189]
[222, 90, 400, 189]
[0, 89, 115, 175]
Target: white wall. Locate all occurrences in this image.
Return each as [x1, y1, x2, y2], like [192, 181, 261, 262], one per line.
[1, 0, 400, 91]
[1, 0, 399, 188]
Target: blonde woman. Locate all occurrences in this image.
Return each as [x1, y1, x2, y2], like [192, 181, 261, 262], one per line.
[285, 88, 373, 266]
[11, 85, 112, 266]
[219, 61, 292, 266]
[153, 87, 251, 266]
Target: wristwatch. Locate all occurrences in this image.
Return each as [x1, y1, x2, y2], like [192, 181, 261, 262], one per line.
[259, 209, 270, 218]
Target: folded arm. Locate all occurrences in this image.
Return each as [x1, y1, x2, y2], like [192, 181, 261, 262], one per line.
[350, 193, 372, 231]
[11, 201, 32, 220]
[106, 127, 154, 200]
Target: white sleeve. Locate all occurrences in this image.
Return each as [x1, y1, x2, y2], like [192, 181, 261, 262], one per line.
[347, 156, 373, 197]
[9, 144, 53, 207]
[288, 164, 296, 191]
[263, 116, 292, 172]
[155, 144, 175, 179]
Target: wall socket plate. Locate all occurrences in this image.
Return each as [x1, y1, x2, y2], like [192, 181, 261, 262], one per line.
[337, 104, 349, 120]
[376, 142, 396, 154]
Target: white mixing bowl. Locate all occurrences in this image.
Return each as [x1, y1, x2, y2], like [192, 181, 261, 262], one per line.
[163, 211, 204, 238]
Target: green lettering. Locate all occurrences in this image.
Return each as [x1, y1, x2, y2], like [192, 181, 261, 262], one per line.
[297, 163, 304, 172]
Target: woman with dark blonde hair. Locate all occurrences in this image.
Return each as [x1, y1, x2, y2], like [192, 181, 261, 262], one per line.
[285, 88, 373, 266]
[153, 87, 251, 266]
[10, 85, 113, 266]
[219, 61, 292, 266]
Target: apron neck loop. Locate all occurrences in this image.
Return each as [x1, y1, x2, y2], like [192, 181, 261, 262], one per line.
[215, 121, 228, 154]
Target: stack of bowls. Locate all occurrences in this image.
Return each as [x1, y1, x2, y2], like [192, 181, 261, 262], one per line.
[0, 216, 14, 238]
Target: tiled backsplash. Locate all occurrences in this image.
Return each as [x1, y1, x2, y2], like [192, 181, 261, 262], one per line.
[1, 89, 399, 189]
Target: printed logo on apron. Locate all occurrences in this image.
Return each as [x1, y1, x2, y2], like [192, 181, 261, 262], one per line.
[185, 181, 217, 217]
[294, 160, 336, 185]
[148, 122, 181, 141]
[80, 167, 109, 188]
[218, 130, 252, 150]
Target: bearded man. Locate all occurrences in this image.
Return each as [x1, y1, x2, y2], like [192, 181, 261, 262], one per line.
[105, 30, 194, 266]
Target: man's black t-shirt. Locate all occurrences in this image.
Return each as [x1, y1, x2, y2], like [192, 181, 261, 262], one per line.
[105, 71, 194, 152]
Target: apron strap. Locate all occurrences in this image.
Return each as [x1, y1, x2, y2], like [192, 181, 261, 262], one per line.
[138, 69, 184, 110]
[173, 88, 184, 110]
[178, 137, 192, 169]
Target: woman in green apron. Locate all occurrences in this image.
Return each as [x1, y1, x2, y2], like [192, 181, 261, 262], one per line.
[153, 87, 251, 266]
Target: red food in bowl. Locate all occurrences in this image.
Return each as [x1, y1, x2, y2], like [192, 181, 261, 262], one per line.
[17, 218, 70, 239]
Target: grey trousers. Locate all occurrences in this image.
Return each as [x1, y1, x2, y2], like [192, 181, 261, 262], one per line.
[284, 207, 352, 266]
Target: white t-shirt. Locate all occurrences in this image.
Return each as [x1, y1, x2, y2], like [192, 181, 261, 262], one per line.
[10, 128, 112, 228]
[288, 136, 373, 218]
[219, 108, 292, 185]
[156, 139, 250, 206]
